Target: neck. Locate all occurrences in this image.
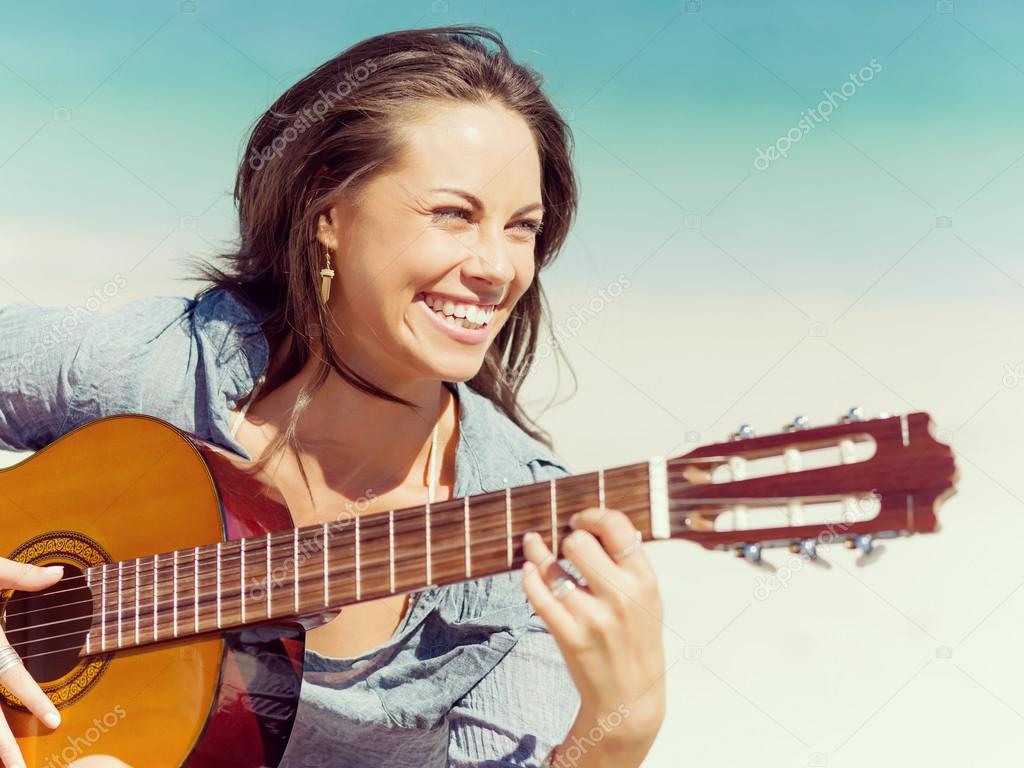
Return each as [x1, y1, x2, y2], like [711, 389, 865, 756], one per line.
[247, 352, 455, 495]
[80, 458, 665, 658]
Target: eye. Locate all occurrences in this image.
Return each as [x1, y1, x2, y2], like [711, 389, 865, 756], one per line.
[510, 219, 544, 235]
[431, 207, 472, 223]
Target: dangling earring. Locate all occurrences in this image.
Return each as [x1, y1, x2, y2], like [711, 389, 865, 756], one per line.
[320, 249, 335, 303]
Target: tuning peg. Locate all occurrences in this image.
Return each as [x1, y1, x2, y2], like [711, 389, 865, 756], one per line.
[844, 534, 874, 554]
[784, 415, 809, 432]
[788, 538, 818, 559]
[736, 542, 762, 562]
[729, 424, 756, 441]
[839, 406, 864, 424]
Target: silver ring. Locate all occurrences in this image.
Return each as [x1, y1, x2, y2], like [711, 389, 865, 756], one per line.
[550, 576, 578, 600]
[609, 531, 643, 562]
[0, 643, 23, 676]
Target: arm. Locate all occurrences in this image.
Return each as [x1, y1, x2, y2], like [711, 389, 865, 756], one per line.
[0, 302, 95, 451]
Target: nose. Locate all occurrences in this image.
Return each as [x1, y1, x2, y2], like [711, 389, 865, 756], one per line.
[460, 231, 515, 287]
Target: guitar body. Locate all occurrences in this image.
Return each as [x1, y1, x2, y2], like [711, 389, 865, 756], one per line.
[1, 415, 305, 767]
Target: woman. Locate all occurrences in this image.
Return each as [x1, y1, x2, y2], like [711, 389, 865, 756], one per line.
[0, 25, 665, 768]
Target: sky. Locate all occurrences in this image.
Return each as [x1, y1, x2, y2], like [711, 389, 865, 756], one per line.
[2, 2, 1023, 765]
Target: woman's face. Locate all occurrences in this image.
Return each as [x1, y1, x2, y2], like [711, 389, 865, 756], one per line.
[316, 100, 543, 388]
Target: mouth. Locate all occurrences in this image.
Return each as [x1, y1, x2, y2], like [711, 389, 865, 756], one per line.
[413, 291, 496, 344]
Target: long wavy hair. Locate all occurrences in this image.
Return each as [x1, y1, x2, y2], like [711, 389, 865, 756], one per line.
[188, 24, 578, 480]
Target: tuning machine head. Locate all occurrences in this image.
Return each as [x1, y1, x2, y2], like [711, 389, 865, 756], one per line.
[784, 415, 810, 432]
[729, 424, 756, 441]
[839, 406, 864, 424]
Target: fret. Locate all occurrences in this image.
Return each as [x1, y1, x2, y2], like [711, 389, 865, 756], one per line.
[389, 510, 395, 592]
[505, 486, 512, 568]
[121, 558, 139, 649]
[265, 533, 272, 619]
[219, 539, 243, 627]
[152, 554, 159, 642]
[603, 464, 654, 537]
[291, 528, 324, 617]
[598, 468, 605, 509]
[322, 522, 329, 607]
[172, 550, 179, 638]
[465, 488, 510, 575]
[193, 547, 200, 635]
[292, 528, 300, 615]
[216, 542, 223, 629]
[324, 520, 358, 605]
[240, 538, 246, 624]
[391, 507, 428, 592]
[425, 501, 432, 586]
[100, 565, 108, 652]
[134, 557, 141, 646]
[423, 502, 467, 584]
[464, 496, 471, 577]
[117, 560, 124, 648]
[550, 478, 558, 558]
[240, 535, 269, 624]
[355, 516, 362, 602]
[266, 531, 297, 619]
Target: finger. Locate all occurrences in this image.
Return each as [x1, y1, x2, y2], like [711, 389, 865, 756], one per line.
[569, 508, 654, 577]
[0, 559, 64, 592]
[0, 714, 26, 768]
[560, 529, 633, 602]
[521, 561, 582, 648]
[0, 664, 61, 734]
[522, 531, 596, 612]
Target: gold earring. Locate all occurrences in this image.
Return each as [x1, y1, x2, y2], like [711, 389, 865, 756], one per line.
[320, 249, 335, 303]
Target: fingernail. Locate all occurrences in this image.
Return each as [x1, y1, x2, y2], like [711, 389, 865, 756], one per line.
[43, 711, 61, 728]
[523, 531, 538, 542]
[569, 513, 581, 528]
[43, 565, 64, 578]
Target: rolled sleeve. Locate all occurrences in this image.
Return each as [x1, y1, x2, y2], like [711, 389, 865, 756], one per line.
[447, 615, 580, 767]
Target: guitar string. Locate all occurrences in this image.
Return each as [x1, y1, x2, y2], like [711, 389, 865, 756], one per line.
[6, 491, 663, 660]
[3, 481, 874, 630]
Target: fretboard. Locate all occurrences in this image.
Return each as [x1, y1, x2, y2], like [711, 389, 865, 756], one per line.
[82, 459, 667, 656]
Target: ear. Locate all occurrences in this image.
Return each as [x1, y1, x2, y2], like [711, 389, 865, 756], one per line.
[315, 207, 338, 252]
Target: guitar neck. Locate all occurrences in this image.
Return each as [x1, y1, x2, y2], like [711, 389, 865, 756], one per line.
[81, 459, 668, 655]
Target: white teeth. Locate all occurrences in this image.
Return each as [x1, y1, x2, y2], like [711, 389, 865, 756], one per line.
[422, 292, 494, 329]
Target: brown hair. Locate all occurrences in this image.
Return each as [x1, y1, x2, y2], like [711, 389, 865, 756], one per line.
[188, 24, 578, 482]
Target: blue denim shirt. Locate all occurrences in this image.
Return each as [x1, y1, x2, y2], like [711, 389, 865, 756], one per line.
[0, 288, 581, 767]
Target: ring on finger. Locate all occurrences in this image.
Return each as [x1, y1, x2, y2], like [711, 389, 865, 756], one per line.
[0, 643, 23, 675]
[608, 530, 643, 562]
[550, 576, 578, 600]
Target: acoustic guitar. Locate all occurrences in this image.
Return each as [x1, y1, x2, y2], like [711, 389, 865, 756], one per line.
[1, 407, 957, 766]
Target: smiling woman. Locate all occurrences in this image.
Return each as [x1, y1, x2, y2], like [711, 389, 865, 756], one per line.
[0, 24, 666, 768]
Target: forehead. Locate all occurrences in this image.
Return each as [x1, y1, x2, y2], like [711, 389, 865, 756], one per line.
[395, 101, 542, 199]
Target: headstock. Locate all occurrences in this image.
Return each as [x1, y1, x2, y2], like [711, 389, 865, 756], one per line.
[666, 407, 958, 564]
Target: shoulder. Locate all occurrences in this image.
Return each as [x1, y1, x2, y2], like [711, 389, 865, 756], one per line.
[449, 380, 573, 491]
[67, 289, 268, 441]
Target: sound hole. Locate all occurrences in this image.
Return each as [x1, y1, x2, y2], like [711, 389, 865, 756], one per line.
[1, 565, 92, 682]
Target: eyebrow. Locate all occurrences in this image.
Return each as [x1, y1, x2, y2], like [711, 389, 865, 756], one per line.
[431, 187, 544, 218]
